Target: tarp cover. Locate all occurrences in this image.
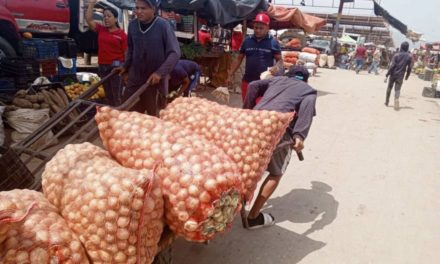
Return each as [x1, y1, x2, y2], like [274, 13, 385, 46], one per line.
[266, 4, 326, 33]
[338, 35, 357, 45]
[373, 0, 407, 35]
[161, 0, 268, 26]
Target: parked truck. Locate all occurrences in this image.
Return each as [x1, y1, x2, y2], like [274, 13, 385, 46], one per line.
[0, 0, 132, 58]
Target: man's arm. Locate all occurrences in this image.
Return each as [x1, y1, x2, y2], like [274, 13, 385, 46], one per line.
[228, 53, 245, 78]
[177, 77, 191, 97]
[243, 79, 270, 109]
[386, 54, 397, 77]
[155, 21, 181, 78]
[290, 94, 317, 141]
[405, 56, 412, 80]
[123, 23, 133, 70]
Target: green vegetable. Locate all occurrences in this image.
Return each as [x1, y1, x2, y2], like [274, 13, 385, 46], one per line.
[181, 42, 207, 60]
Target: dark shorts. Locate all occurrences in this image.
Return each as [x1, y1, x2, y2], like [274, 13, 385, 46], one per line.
[267, 133, 293, 176]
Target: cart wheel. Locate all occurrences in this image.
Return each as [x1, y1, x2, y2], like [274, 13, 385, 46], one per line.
[153, 244, 172, 264]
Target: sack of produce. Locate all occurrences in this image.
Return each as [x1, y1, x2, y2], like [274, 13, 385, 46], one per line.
[95, 107, 242, 242]
[327, 55, 335, 68]
[299, 52, 318, 63]
[305, 62, 317, 69]
[5, 108, 57, 149]
[160, 97, 295, 200]
[0, 189, 89, 263]
[302, 47, 320, 55]
[319, 54, 328, 67]
[42, 143, 164, 263]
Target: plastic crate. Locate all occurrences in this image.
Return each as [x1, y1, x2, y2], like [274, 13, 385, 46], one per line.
[39, 59, 58, 77]
[0, 78, 15, 90]
[0, 58, 39, 89]
[58, 58, 77, 75]
[0, 57, 39, 77]
[0, 147, 35, 191]
[22, 40, 59, 59]
[58, 39, 78, 58]
[0, 78, 16, 103]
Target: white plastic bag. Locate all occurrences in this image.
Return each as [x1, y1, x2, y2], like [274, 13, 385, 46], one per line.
[5, 108, 56, 148]
[299, 52, 318, 63]
[305, 62, 317, 69]
[319, 54, 328, 67]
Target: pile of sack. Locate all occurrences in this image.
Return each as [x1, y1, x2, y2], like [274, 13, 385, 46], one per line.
[1, 97, 294, 263]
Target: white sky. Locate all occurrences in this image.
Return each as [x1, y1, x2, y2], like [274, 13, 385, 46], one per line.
[272, 0, 440, 46]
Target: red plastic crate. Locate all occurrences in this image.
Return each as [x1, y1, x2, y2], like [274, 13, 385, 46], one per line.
[39, 59, 58, 77]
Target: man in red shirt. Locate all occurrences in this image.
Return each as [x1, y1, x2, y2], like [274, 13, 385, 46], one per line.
[198, 25, 212, 47]
[354, 43, 367, 74]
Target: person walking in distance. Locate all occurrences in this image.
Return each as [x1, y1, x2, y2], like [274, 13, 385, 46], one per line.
[385, 41, 412, 110]
[354, 43, 367, 74]
[368, 47, 381, 75]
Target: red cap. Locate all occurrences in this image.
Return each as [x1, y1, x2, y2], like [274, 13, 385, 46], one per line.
[253, 13, 270, 26]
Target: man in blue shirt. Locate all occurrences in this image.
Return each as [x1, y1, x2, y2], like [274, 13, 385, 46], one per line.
[228, 13, 282, 102]
[169, 60, 201, 98]
[117, 0, 180, 116]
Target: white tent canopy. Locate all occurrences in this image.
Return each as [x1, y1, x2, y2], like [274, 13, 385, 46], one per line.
[338, 35, 357, 45]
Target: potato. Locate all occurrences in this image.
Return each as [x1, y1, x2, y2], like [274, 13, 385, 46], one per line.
[12, 98, 33, 108]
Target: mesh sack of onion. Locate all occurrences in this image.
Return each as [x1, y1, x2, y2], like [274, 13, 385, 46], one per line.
[0, 189, 89, 263]
[160, 97, 295, 200]
[42, 143, 163, 264]
[95, 107, 242, 242]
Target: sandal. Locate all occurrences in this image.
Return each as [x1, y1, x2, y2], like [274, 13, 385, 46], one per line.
[247, 212, 275, 230]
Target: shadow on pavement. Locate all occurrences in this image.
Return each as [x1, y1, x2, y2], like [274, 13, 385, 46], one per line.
[267, 181, 339, 236]
[172, 181, 338, 264]
[317, 90, 334, 97]
[398, 106, 414, 110]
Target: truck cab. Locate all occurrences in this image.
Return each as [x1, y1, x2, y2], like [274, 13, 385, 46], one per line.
[0, 0, 132, 57]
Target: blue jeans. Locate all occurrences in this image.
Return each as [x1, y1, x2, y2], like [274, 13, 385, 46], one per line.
[355, 58, 365, 73]
[368, 60, 379, 75]
[185, 70, 201, 96]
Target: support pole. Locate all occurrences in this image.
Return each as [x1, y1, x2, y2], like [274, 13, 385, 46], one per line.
[330, 0, 344, 55]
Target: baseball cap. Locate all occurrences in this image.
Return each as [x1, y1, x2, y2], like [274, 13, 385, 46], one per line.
[253, 13, 270, 26]
[286, 65, 310, 82]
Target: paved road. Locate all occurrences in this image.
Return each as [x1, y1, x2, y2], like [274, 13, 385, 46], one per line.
[173, 68, 440, 264]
